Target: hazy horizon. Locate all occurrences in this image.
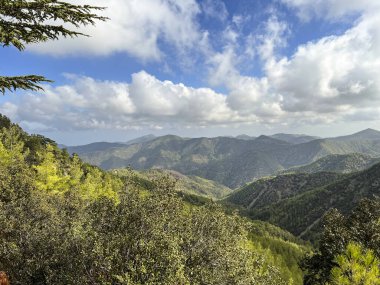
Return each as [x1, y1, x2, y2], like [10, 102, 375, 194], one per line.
[57, 127, 380, 147]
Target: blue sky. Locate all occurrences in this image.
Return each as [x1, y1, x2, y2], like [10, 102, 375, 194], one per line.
[1, 0, 380, 145]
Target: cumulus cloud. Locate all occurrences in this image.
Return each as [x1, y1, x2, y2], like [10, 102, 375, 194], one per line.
[28, 0, 202, 61]
[207, 15, 288, 85]
[1, 72, 244, 131]
[268, 13, 380, 117]
[205, 5, 380, 125]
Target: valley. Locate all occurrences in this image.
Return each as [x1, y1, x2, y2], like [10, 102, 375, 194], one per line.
[66, 127, 380, 244]
[67, 128, 380, 188]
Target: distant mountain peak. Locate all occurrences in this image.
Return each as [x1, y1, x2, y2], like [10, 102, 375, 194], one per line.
[270, 133, 320, 144]
[153, 134, 184, 142]
[333, 128, 380, 141]
[236, 134, 256, 140]
[254, 135, 290, 144]
[355, 128, 380, 135]
[125, 134, 156, 145]
[255, 135, 272, 140]
[138, 134, 155, 139]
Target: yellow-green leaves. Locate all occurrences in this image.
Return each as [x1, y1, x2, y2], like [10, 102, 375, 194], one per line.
[33, 144, 70, 193]
[0, 141, 11, 165]
[32, 144, 121, 201]
[330, 242, 380, 285]
[81, 167, 121, 202]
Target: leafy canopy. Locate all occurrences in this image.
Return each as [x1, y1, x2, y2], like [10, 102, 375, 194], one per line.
[0, 115, 291, 284]
[329, 242, 380, 285]
[0, 0, 106, 94]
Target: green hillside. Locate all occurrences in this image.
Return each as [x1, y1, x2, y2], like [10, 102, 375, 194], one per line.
[224, 172, 344, 209]
[282, 153, 380, 174]
[67, 129, 380, 188]
[69, 135, 292, 188]
[0, 114, 308, 284]
[330, 128, 380, 141]
[114, 168, 233, 199]
[277, 136, 380, 168]
[229, 163, 380, 242]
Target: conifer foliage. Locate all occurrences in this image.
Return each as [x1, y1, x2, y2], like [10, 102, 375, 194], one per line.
[0, 0, 106, 94]
[329, 243, 380, 285]
[301, 199, 380, 284]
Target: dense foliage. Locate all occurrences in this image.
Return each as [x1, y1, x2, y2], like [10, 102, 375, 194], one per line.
[4, 117, 380, 284]
[5, 113, 380, 284]
[301, 199, 380, 284]
[0, 115, 303, 284]
[329, 242, 380, 285]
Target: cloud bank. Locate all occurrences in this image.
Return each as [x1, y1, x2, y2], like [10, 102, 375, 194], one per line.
[2, 72, 242, 131]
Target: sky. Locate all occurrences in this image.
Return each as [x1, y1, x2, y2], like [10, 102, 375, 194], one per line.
[1, 0, 380, 145]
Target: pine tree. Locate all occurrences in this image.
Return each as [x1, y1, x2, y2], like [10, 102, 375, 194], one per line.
[329, 242, 380, 285]
[0, 0, 106, 94]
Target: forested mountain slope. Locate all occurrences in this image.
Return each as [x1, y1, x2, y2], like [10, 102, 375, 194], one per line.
[68, 135, 292, 187]
[113, 168, 233, 199]
[67, 129, 380, 188]
[329, 128, 380, 141]
[282, 153, 380, 174]
[226, 162, 380, 242]
[224, 172, 344, 209]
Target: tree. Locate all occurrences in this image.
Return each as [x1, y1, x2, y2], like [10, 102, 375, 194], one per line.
[33, 144, 70, 193]
[329, 242, 380, 285]
[0, 0, 106, 94]
[301, 199, 380, 285]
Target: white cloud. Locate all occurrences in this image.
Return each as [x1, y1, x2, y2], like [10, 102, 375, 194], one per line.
[28, 0, 202, 61]
[128, 71, 236, 124]
[208, 47, 239, 87]
[207, 15, 288, 86]
[2, 72, 243, 131]
[282, 0, 380, 21]
[256, 16, 289, 63]
[268, 13, 380, 117]
[205, 6, 380, 126]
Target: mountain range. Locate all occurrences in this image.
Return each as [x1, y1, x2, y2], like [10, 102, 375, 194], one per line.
[65, 129, 380, 188]
[225, 161, 380, 241]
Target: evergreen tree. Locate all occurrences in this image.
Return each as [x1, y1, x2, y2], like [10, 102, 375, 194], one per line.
[0, 0, 106, 94]
[329, 243, 380, 285]
[301, 199, 380, 285]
